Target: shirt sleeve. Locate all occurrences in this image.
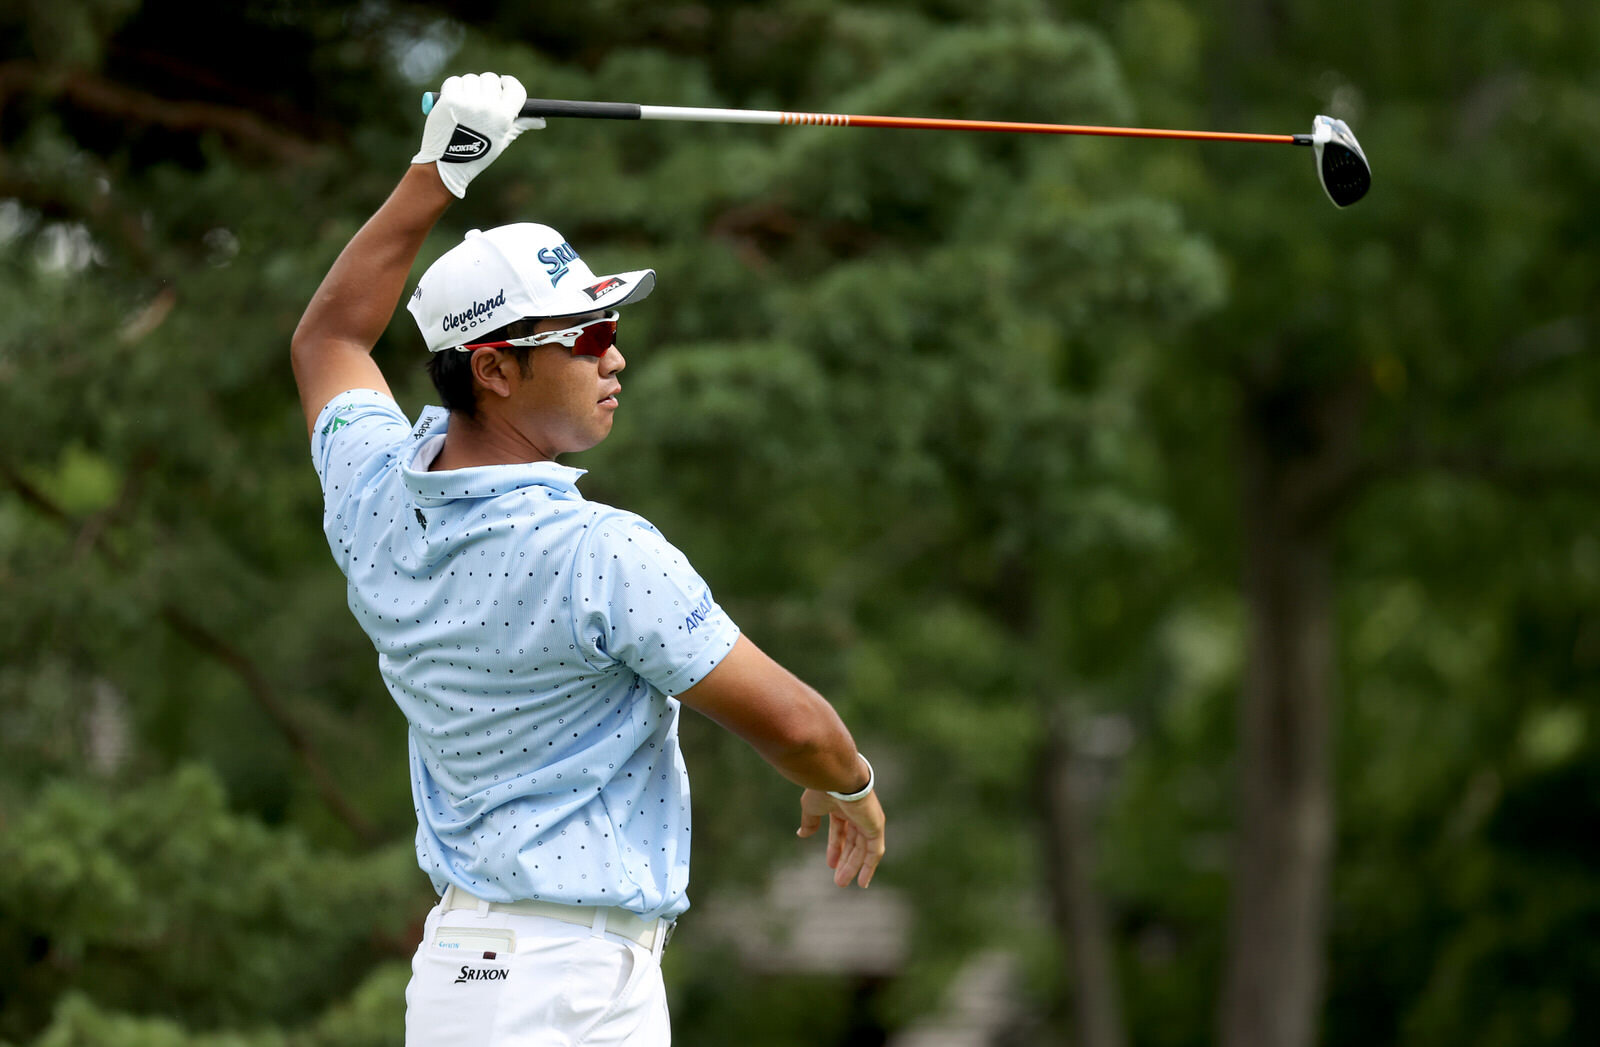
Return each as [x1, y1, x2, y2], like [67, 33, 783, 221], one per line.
[572, 510, 741, 695]
[309, 389, 411, 569]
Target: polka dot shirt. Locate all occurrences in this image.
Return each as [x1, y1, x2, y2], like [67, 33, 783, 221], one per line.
[311, 391, 739, 920]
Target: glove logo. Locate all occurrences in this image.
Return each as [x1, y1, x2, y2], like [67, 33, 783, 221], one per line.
[442, 125, 491, 162]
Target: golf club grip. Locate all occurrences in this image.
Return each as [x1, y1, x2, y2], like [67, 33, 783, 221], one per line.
[420, 93, 641, 120]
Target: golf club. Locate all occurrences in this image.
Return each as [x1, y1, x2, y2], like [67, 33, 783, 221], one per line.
[422, 93, 1372, 208]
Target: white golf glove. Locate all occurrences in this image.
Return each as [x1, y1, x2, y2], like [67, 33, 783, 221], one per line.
[413, 72, 545, 199]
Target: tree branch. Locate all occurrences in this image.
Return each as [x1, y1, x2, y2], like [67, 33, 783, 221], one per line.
[1353, 443, 1600, 497]
[0, 61, 323, 163]
[0, 170, 159, 272]
[1, 461, 379, 844]
[159, 607, 380, 843]
[72, 450, 153, 562]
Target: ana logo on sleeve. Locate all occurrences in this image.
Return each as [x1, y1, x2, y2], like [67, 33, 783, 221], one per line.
[684, 590, 717, 633]
[321, 405, 357, 436]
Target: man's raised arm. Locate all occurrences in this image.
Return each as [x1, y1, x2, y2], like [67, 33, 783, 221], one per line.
[290, 73, 539, 436]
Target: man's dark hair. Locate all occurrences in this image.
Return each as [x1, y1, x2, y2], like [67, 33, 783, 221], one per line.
[425, 318, 544, 418]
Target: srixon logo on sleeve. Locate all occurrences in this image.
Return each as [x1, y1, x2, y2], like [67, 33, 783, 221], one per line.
[538, 242, 580, 286]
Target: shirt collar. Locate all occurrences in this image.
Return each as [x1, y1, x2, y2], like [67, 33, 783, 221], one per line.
[400, 407, 587, 506]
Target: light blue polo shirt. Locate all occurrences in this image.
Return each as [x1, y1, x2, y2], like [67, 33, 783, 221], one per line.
[310, 389, 739, 919]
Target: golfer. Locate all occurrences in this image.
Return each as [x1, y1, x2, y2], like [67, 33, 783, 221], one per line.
[291, 73, 886, 1045]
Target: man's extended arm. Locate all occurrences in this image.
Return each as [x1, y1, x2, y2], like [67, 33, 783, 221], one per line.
[291, 72, 537, 437]
[678, 635, 886, 888]
[291, 167, 451, 436]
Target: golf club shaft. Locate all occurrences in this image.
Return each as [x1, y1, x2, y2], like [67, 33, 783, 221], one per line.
[422, 94, 1313, 146]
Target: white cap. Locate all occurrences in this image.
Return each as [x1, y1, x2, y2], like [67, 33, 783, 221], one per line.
[407, 224, 656, 352]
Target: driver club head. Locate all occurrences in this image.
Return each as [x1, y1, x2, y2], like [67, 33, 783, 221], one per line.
[1311, 115, 1372, 207]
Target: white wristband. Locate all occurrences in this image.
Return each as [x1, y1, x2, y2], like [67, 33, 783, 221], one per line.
[827, 755, 874, 802]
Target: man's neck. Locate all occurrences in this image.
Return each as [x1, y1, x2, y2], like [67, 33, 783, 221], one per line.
[428, 412, 555, 470]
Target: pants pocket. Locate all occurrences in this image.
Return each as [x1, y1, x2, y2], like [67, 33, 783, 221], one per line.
[567, 940, 669, 1047]
[404, 908, 670, 1046]
[405, 918, 516, 1045]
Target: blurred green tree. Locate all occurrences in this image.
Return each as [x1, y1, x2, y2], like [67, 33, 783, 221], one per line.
[3, 2, 1219, 1043]
[3, 1, 1597, 1046]
[1093, 1, 1600, 1045]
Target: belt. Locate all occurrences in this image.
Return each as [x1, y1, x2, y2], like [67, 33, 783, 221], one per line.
[439, 884, 673, 951]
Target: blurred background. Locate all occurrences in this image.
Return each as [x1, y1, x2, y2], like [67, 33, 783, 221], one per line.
[2, 2, 1597, 1045]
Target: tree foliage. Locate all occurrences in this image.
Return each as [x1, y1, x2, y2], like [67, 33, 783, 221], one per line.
[2, 1, 1596, 1045]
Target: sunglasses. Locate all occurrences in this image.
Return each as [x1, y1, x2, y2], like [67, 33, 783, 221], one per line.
[458, 311, 619, 359]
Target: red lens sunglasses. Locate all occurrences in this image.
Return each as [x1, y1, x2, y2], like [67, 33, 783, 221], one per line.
[458, 311, 619, 359]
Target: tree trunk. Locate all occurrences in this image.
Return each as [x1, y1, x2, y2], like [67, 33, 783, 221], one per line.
[1041, 709, 1128, 1047]
[1219, 376, 1361, 1047]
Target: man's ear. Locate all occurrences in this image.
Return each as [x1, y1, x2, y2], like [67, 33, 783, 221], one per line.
[469, 348, 519, 401]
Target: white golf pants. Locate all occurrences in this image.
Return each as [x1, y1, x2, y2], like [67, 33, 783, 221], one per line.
[404, 901, 671, 1046]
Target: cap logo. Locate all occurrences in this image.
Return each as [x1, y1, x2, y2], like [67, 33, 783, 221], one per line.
[537, 243, 579, 287]
[441, 125, 491, 162]
[441, 289, 507, 334]
[583, 277, 626, 300]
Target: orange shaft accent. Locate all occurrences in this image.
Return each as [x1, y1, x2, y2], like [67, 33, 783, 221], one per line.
[840, 113, 1298, 144]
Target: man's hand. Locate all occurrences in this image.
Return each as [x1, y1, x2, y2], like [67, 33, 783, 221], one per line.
[675, 636, 884, 886]
[797, 788, 886, 888]
[413, 72, 544, 198]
